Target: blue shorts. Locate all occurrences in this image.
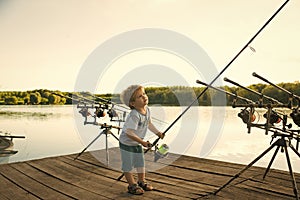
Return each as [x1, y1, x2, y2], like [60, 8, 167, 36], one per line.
[119, 142, 145, 172]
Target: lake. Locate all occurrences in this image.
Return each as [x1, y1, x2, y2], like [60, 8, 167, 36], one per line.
[0, 105, 299, 173]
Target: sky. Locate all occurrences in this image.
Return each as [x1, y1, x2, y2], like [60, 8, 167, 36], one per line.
[0, 0, 299, 94]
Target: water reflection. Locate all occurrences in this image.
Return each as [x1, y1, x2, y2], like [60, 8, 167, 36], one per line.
[0, 110, 56, 120]
[0, 105, 83, 164]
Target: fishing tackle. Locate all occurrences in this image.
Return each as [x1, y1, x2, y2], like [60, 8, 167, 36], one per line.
[145, 0, 291, 152]
[154, 144, 169, 162]
[117, 0, 291, 182]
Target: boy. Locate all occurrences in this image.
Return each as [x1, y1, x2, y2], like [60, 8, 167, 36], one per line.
[119, 85, 164, 195]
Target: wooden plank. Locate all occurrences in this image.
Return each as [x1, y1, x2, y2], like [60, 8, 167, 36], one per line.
[60, 155, 192, 199]
[11, 162, 103, 200]
[0, 147, 298, 200]
[0, 164, 71, 199]
[68, 152, 217, 198]
[63, 157, 200, 199]
[77, 147, 265, 180]
[74, 149, 229, 186]
[70, 151, 261, 198]
[28, 156, 180, 200]
[69, 149, 300, 199]
[0, 193, 9, 200]
[0, 173, 39, 200]
[27, 158, 121, 199]
[238, 179, 296, 199]
[207, 185, 295, 200]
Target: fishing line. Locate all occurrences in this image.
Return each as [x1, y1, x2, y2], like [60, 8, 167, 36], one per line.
[116, 0, 290, 182]
[147, 0, 290, 152]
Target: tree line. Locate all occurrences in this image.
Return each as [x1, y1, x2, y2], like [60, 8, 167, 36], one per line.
[0, 81, 299, 106]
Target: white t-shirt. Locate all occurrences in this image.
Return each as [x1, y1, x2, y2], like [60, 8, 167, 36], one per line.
[119, 107, 151, 146]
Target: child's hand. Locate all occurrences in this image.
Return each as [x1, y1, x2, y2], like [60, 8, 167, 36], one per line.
[157, 132, 165, 139]
[142, 141, 152, 148]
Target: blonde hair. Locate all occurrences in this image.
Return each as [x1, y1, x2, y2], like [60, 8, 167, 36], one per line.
[120, 85, 143, 109]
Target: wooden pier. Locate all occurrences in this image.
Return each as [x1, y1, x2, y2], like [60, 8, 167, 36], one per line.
[0, 148, 299, 199]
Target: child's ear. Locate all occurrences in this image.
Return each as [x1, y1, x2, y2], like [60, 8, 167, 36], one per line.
[129, 101, 135, 108]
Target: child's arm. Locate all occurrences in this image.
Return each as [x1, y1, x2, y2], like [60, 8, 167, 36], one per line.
[126, 129, 151, 147]
[148, 121, 164, 139]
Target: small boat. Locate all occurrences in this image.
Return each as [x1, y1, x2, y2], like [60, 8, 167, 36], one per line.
[0, 134, 25, 157]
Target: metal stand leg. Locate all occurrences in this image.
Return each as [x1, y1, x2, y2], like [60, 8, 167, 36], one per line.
[284, 142, 299, 199]
[290, 145, 300, 158]
[214, 137, 299, 200]
[74, 128, 119, 163]
[213, 140, 277, 195]
[263, 145, 280, 179]
[105, 130, 109, 165]
[74, 130, 106, 160]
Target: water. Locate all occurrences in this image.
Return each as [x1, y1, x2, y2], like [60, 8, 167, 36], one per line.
[0, 105, 299, 173]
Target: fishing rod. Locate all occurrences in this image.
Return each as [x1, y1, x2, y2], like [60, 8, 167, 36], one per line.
[72, 92, 113, 109]
[253, 72, 300, 107]
[197, 79, 290, 125]
[52, 91, 108, 107]
[252, 72, 300, 128]
[210, 75, 300, 198]
[81, 92, 129, 122]
[116, 0, 290, 181]
[224, 77, 284, 106]
[82, 92, 116, 106]
[224, 76, 291, 134]
[196, 80, 261, 133]
[69, 92, 125, 160]
[83, 92, 169, 126]
[196, 80, 255, 105]
[145, 0, 290, 150]
[50, 91, 94, 106]
[51, 91, 120, 127]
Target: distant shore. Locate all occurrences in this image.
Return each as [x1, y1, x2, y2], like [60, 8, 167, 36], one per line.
[0, 82, 299, 106]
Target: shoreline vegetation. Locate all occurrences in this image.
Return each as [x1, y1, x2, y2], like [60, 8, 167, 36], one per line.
[0, 82, 299, 106]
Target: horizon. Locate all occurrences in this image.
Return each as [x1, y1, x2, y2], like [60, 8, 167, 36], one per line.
[0, 80, 299, 94]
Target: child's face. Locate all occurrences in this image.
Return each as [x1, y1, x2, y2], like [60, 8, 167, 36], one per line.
[131, 88, 148, 108]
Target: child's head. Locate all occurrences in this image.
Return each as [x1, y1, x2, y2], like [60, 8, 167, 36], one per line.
[120, 85, 145, 109]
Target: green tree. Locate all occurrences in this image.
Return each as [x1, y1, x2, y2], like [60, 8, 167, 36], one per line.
[5, 96, 18, 105]
[30, 92, 41, 104]
[41, 97, 49, 105]
[48, 94, 60, 104]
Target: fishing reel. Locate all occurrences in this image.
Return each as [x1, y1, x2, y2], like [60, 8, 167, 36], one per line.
[94, 104, 108, 118]
[238, 108, 256, 124]
[154, 143, 169, 162]
[107, 105, 127, 122]
[79, 107, 90, 117]
[290, 108, 300, 127]
[263, 110, 282, 125]
[107, 108, 118, 118]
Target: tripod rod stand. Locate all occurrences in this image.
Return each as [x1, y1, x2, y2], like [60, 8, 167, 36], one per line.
[74, 124, 119, 165]
[214, 134, 300, 199]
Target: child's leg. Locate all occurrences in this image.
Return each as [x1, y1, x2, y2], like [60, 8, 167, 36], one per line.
[137, 167, 153, 191]
[125, 171, 144, 195]
[137, 167, 145, 182]
[119, 143, 144, 195]
[124, 172, 136, 186]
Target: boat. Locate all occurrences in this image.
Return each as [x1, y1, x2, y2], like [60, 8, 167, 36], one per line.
[0, 134, 25, 157]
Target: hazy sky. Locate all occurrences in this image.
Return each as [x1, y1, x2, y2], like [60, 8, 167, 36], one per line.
[0, 0, 299, 93]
